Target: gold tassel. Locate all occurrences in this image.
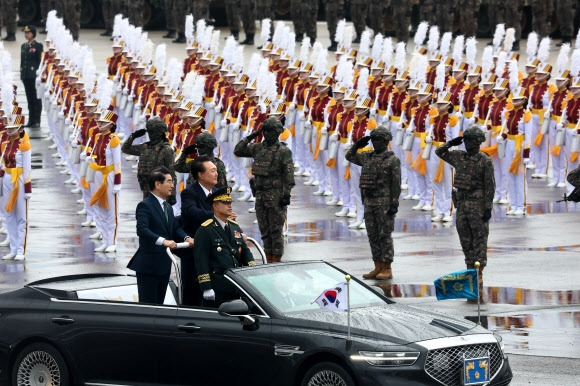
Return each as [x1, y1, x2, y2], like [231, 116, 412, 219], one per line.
[534, 132, 544, 147]
[344, 167, 350, 180]
[410, 154, 427, 175]
[208, 122, 215, 133]
[290, 124, 296, 136]
[325, 158, 336, 169]
[509, 150, 522, 175]
[551, 145, 561, 157]
[80, 177, 89, 190]
[179, 181, 185, 193]
[5, 183, 19, 213]
[433, 160, 445, 183]
[480, 144, 498, 157]
[89, 178, 110, 210]
[405, 151, 412, 163]
[571, 152, 578, 162]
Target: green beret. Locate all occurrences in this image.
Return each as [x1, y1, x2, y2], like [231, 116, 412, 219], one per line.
[370, 125, 392, 141]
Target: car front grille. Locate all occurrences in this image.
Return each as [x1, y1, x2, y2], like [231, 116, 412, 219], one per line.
[424, 343, 503, 386]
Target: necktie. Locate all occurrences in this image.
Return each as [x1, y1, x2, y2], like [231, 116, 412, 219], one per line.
[224, 223, 230, 235]
[163, 201, 170, 223]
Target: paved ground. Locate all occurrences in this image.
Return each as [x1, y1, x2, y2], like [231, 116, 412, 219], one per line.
[0, 25, 578, 383]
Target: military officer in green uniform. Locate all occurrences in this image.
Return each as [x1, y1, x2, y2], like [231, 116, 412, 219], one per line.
[234, 118, 295, 264]
[346, 126, 401, 281]
[174, 131, 228, 188]
[21, 25, 43, 128]
[436, 126, 495, 302]
[194, 187, 255, 306]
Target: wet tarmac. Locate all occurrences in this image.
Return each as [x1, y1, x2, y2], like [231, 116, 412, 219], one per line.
[0, 30, 578, 362]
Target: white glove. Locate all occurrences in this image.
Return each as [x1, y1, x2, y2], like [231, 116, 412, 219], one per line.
[321, 126, 328, 134]
[289, 103, 296, 111]
[24, 193, 32, 200]
[303, 107, 308, 114]
[203, 289, 215, 301]
[57, 111, 64, 119]
[70, 141, 78, 148]
[406, 127, 413, 134]
[65, 118, 71, 125]
[220, 119, 227, 127]
[113, 184, 122, 194]
[330, 132, 339, 141]
[80, 153, 87, 161]
[304, 121, 312, 130]
[214, 106, 222, 114]
[232, 122, 240, 131]
[424, 136, 433, 144]
[207, 102, 215, 109]
[370, 108, 377, 117]
[556, 123, 563, 131]
[496, 135, 503, 142]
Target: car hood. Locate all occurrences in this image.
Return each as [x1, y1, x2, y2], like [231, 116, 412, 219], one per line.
[285, 304, 489, 345]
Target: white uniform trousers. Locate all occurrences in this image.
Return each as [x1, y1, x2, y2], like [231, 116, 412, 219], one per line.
[410, 136, 433, 205]
[549, 120, 566, 185]
[91, 171, 119, 246]
[390, 122, 408, 185]
[531, 114, 550, 173]
[325, 152, 340, 201]
[504, 139, 526, 211]
[294, 112, 308, 172]
[337, 144, 354, 211]
[426, 149, 452, 216]
[312, 142, 331, 193]
[2, 176, 28, 255]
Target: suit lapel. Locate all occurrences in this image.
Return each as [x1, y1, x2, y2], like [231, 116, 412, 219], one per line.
[147, 194, 170, 233]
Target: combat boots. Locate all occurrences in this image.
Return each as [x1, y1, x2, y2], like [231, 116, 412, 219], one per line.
[362, 261, 382, 279]
[266, 253, 273, 264]
[163, 30, 176, 39]
[271, 254, 282, 263]
[172, 33, 186, 43]
[232, 31, 239, 41]
[376, 262, 393, 280]
[4, 33, 15, 42]
[241, 34, 254, 45]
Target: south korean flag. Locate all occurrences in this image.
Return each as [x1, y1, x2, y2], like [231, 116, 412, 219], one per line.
[312, 282, 348, 311]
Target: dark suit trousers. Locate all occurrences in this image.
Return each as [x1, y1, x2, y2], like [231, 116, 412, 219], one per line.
[177, 249, 203, 306]
[137, 272, 171, 304]
[22, 78, 42, 124]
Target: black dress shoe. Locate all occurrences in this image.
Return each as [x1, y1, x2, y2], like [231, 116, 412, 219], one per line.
[240, 34, 254, 45]
[328, 43, 338, 52]
[163, 30, 176, 39]
[100, 29, 112, 37]
[40, 29, 47, 34]
[30, 123, 40, 129]
[353, 36, 361, 44]
[3, 33, 16, 42]
[173, 33, 186, 43]
[295, 33, 303, 43]
[232, 31, 239, 41]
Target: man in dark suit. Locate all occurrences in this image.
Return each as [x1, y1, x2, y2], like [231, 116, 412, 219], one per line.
[179, 155, 223, 306]
[128, 167, 194, 304]
[21, 25, 43, 128]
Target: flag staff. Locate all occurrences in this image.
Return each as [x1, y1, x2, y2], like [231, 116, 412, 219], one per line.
[475, 262, 481, 325]
[346, 274, 351, 341]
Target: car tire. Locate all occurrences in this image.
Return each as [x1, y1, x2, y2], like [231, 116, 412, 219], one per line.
[301, 361, 355, 386]
[12, 342, 70, 386]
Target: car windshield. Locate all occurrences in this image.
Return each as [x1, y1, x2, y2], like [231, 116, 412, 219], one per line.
[236, 262, 385, 313]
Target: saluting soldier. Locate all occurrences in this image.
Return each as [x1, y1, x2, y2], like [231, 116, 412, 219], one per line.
[174, 131, 228, 188]
[194, 187, 255, 306]
[21, 25, 43, 129]
[234, 118, 295, 263]
[345, 126, 401, 280]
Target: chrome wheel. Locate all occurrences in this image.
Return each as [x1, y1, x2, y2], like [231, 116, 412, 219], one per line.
[306, 369, 348, 386]
[17, 350, 62, 386]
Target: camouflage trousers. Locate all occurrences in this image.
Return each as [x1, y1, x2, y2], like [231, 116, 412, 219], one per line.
[350, 0, 368, 39]
[0, 0, 18, 33]
[487, 0, 504, 30]
[532, 0, 553, 37]
[324, 0, 343, 43]
[436, 0, 455, 33]
[418, 0, 437, 26]
[365, 205, 395, 263]
[256, 0, 274, 20]
[102, 0, 125, 31]
[174, 0, 190, 34]
[291, 0, 318, 40]
[504, 0, 524, 41]
[164, 0, 176, 31]
[457, 0, 478, 37]
[368, 1, 386, 35]
[192, 0, 209, 21]
[226, 0, 256, 34]
[392, 1, 411, 43]
[126, 0, 144, 26]
[456, 200, 488, 268]
[55, 0, 81, 38]
[255, 197, 287, 255]
[556, 0, 576, 38]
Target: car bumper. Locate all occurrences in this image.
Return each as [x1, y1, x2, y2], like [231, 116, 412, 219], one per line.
[352, 356, 512, 385]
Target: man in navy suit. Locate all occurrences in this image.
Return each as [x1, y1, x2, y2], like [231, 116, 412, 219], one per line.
[128, 167, 194, 304]
[180, 155, 226, 306]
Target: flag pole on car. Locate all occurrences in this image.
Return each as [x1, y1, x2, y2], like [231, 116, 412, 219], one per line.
[346, 274, 351, 341]
[475, 262, 481, 325]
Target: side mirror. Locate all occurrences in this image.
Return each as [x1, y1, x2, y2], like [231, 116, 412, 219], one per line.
[218, 299, 257, 328]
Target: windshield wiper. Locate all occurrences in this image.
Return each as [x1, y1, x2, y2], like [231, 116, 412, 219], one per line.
[430, 318, 470, 334]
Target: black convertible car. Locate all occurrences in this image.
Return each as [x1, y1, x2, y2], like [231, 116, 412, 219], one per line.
[0, 261, 512, 386]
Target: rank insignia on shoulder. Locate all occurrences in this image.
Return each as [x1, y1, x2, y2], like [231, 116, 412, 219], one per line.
[228, 219, 239, 226]
[201, 219, 213, 227]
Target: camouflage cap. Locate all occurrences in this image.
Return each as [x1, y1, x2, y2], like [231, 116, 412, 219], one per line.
[262, 117, 284, 134]
[463, 125, 486, 143]
[146, 117, 168, 134]
[370, 125, 393, 141]
[194, 131, 218, 149]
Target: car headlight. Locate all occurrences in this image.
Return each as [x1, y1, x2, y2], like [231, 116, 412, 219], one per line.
[351, 351, 420, 367]
[493, 332, 505, 352]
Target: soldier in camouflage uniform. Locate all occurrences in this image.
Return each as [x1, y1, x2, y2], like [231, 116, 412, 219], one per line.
[457, 0, 479, 38]
[291, 0, 319, 42]
[324, 0, 343, 51]
[436, 126, 494, 302]
[532, 0, 553, 37]
[350, 0, 369, 43]
[55, 0, 81, 40]
[101, 0, 124, 36]
[192, 0, 210, 21]
[234, 118, 295, 263]
[504, 0, 523, 50]
[392, 0, 411, 43]
[173, 0, 189, 43]
[368, 1, 386, 37]
[1, 0, 18, 41]
[419, 0, 437, 26]
[163, 0, 176, 39]
[436, 0, 456, 33]
[346, 126, 401, 280]
[122, 118, 176, 199]
[174, 131, 228, 188]
[126, 0, 144, 27]
[556, 0, 576, 45]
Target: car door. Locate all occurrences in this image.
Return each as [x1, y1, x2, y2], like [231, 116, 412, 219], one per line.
[48, 298, 165, 384]
[155, 304, 274, 386]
